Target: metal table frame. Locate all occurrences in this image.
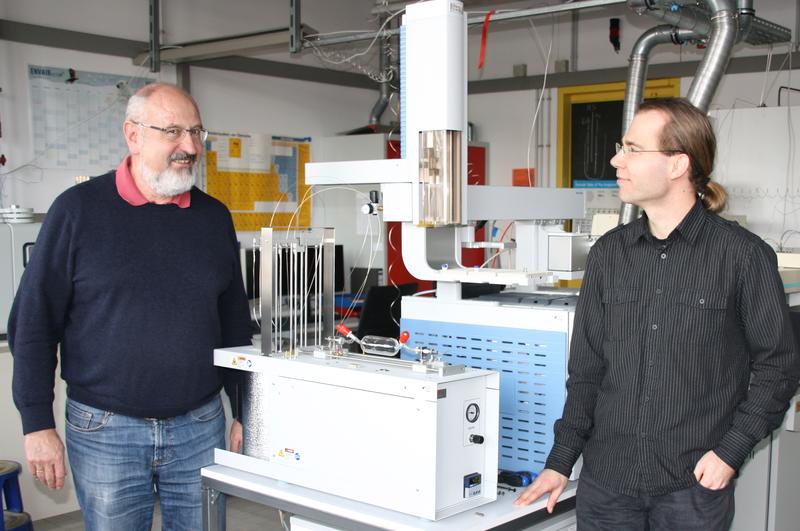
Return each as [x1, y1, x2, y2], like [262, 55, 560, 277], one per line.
[202, 465, 576, 531]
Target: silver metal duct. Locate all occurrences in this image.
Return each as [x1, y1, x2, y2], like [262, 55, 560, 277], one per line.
[623, 26, 682, 133]
[737, 0, 754, 42]
[636, 4, 711, 35]
[686, 0, 738, 111]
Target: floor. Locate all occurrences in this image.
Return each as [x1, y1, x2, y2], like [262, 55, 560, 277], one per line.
[32, 496, 285, 531]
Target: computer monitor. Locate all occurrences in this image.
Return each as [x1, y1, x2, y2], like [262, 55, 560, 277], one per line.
[350, 267, 380, 295]
[242, 243, 344, 299]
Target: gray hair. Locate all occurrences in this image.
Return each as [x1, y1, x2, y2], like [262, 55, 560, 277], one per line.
[124, 82, 199, 123]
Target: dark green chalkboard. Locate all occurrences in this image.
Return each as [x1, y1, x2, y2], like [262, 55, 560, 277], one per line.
[570, 100, 622, 188]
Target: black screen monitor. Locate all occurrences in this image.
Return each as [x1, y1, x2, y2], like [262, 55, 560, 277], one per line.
[243, 243, 344, 299]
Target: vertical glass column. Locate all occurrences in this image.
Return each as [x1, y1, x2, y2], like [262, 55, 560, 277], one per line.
[418, 129, 462, 227]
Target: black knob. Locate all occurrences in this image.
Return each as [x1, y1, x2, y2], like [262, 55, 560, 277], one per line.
[369, 189, 381, 203]
[469, 434, 484, 444]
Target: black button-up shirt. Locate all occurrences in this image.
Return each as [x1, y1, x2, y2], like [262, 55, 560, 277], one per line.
[545, 200, 800, 496]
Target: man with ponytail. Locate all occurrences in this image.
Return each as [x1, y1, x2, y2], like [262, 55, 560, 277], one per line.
[516, 98, 799, 530]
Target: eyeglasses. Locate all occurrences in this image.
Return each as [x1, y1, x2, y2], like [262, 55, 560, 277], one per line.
[131, 121, 208, 143]
[615, 142, 682, 156]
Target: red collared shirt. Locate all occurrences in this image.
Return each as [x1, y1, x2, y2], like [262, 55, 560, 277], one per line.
[115, 156, 191, 208]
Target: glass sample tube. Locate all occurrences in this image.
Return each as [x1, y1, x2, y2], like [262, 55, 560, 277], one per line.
[418, 129, 462, 227]
[360, 335, 402, 357]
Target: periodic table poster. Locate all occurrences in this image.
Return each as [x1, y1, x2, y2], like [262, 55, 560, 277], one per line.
[204, 132, 312, 231]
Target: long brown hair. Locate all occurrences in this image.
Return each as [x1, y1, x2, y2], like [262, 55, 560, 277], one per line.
[636, 98, 727, 213]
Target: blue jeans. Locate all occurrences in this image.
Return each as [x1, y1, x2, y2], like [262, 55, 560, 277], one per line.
[65, 394, 226, 531]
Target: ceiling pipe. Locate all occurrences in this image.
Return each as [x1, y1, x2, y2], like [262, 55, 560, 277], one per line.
[686, 0, 738, 111]
[636, 4, 711, 35]
[737, 0, 754, 42]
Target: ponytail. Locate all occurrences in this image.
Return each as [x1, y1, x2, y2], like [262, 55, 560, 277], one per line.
[700, 181, 727, 213]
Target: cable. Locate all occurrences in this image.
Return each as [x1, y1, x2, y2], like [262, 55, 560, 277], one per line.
[303, 8, 404, 82]
[412, 289, 437, 297]
[525, 19, 553, 188]
[480, 248, 511, 269]
[285, 184, 381, 323]
[757, 44, 774, 107]
[491, 221, 514, 268]
[762, 44, 793, 104]
[778, 86, 800, 107]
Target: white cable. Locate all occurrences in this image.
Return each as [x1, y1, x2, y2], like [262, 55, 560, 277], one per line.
[284, 185, 381, 322]
[757, 44, 774, 107]
[526, 20, 553, 188]
[763, 49, 792, 104]
[412, 289, 437, 297]
[303, 8, 404, 66]
[479, 248, 510, 269]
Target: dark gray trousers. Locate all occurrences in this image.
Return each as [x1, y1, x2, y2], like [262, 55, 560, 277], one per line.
[576, 473, 735, 531]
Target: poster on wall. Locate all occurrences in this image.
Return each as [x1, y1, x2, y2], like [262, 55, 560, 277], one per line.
[28, 64, 152, 171]
[204, 132, 312, 231]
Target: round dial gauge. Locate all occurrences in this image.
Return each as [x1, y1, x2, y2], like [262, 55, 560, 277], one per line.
[466, 403, 480, 423]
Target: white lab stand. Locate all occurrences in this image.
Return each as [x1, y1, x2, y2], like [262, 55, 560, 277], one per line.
[201, 465, 577, 531]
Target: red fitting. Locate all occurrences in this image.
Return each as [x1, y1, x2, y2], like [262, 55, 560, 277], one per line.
[399, 331, 410, 344]
[336, 323, 352, 336]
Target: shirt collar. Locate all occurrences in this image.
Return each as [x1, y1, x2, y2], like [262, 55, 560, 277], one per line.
[624, 198, 706, 247]
[115, 155, 191, 208]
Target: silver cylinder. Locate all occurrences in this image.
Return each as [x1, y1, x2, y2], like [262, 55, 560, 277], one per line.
[686, 2, 738, 112]
[242, 372, 270, 459]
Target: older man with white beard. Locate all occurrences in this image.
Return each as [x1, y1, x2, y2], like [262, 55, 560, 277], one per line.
[8, 83, 252, 530]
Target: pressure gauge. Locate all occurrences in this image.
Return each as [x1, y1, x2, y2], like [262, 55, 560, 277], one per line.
[465, 403, 480, 423]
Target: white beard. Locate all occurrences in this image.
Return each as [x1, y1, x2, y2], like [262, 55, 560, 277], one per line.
[140, 159, 197, 197]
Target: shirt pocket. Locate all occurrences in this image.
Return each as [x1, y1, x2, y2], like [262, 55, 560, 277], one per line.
[676, 287, 728, 344]
[601, 287, 641, 341]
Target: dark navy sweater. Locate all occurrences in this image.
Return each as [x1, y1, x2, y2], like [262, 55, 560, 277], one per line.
[9, 171, 252, 434]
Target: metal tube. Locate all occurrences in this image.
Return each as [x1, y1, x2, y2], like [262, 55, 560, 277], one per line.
[737, 0, 754, 43]
[322, 228, 335, 343]
[299, 246, 304, 350]
[686, 1, 738, 111]
[276, 244, 282, 353]
[638, 5, 711, 35]
[621, 26, 677, 134]
[315, 242, 322, 346]
[290, 245, 296, 354]
[259, 228, 273, 356]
